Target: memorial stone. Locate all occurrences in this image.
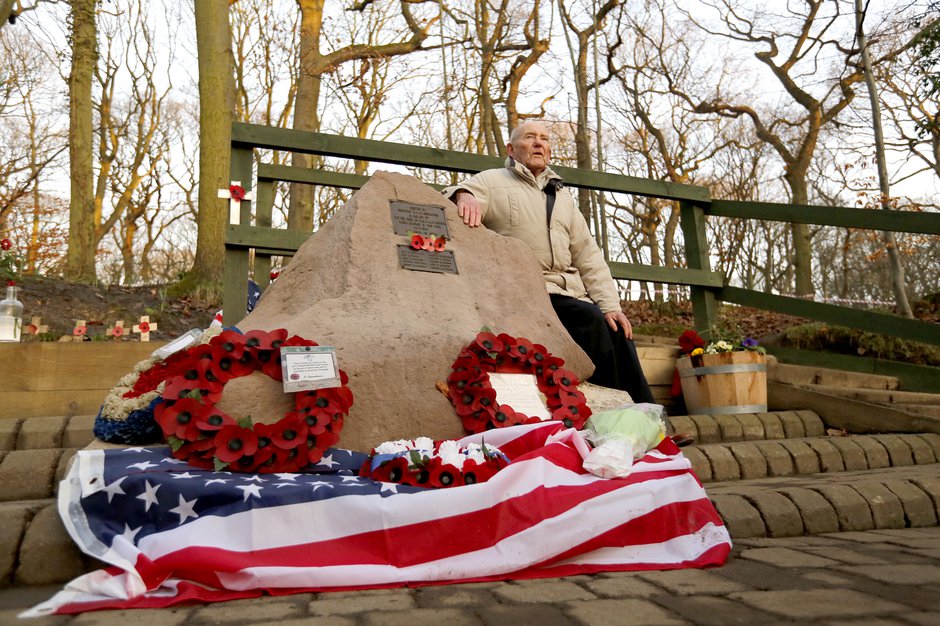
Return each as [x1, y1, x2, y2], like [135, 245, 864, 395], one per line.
[223, 171, 594, 451]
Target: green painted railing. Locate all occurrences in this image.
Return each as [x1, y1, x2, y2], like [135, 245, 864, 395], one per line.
[224, 122, 939, 352]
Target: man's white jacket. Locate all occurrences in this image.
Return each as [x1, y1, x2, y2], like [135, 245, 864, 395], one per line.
[443, 158, 621, 314]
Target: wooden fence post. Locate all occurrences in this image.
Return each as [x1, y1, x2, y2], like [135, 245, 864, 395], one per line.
[680, 200, 718, 332]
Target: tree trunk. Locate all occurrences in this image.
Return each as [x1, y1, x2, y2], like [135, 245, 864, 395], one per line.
[782, 173, 815, 297]
[65, 0, 97, 283]
[191, 0, 234, 289]
[288, 0, 324, 232]
[855, 0, 914, 318]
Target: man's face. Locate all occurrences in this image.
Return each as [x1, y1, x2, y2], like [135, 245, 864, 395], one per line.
[508, 123, 551, 176]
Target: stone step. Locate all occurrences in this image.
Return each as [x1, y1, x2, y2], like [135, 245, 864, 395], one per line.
[0, 415, 96, 452]
[0, 448, 77, 502]
[667, 410, 826, 444]
[0, 499, 97, 587]
[792, 384, 940, 407]
[891, 403, 940, 419]
[707, 464, 940, 539]
[684, 433, 940, 483]
[768, 362, 900, 391]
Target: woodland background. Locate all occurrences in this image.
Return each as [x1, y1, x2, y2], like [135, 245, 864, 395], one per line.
[0, 0, 937, 312]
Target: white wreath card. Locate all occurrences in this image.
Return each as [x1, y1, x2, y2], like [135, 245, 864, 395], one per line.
[487, 373, 552, 420]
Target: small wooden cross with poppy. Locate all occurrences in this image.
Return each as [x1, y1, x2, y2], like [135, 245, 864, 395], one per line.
[25, 317, 48, 336]
[133, 316, 158, 342]
[71, 320, 88, 342]
[217, 180, 255, 225]
[107, 320, 127, 341]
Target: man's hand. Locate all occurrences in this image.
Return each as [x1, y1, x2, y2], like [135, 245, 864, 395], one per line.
[454, 190, 482, 227]
[604, 311, 633, 339]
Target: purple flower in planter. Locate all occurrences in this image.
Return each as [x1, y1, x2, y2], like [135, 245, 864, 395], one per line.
[742, 336, 759, 348]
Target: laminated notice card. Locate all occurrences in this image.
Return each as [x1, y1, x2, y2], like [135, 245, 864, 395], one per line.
[281, 346, 340, 393]
[487, 373, 552, 420]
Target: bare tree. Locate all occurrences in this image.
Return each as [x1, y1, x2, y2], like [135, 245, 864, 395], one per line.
[189, 0, 235, 295]
[65, 0, 98, 282]
[288, 0, 435, 232]
[853, 0, 913, 317]
[557, 0, 622, 223]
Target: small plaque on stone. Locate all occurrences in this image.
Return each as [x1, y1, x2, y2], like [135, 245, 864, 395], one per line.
[397, 245, 458, 275]
[281, 346, 341, 392]
[390, 201, 449, 238]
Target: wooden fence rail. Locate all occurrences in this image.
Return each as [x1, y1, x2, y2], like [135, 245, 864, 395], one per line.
[224, 122, 940, 354]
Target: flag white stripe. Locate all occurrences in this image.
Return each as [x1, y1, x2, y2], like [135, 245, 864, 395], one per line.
[201, 473, 710, 589]
[136, 451, 689, 560]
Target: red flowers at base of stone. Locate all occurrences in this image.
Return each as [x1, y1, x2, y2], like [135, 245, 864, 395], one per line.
[359, 438, 509, 489]
[153, 328, 353, 473]
[447, 331, 592, 433]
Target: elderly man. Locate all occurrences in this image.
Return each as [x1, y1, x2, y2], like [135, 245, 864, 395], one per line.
[443, 120, 655, 404]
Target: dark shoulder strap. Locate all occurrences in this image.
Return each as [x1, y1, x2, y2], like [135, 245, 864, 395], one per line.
[545, 181, 557, 228]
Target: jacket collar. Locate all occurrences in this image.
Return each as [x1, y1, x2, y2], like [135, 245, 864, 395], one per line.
[505, 157, 562, 190]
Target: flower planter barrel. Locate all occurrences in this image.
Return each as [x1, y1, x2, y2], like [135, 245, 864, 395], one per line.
[676, 351, 767, 415]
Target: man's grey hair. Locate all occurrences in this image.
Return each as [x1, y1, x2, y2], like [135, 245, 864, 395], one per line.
[508, 120, 548, 144]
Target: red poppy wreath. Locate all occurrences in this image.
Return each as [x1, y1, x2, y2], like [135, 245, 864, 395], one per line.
[154, 328, 352, 473]
[447, 331, 592, 433]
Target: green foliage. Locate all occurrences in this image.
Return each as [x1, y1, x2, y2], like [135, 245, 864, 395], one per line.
[777, 323, 940, 366]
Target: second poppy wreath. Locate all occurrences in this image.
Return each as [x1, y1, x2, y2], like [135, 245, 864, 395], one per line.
[447, 330, 592, 433]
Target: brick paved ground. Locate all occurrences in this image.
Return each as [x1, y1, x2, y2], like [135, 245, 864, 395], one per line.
[3, 526, 938, 625]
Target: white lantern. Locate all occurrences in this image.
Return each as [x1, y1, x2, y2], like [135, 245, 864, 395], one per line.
[0, 284, 23, 342]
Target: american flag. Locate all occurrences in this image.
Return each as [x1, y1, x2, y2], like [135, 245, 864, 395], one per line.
[27, 421, 731, 616]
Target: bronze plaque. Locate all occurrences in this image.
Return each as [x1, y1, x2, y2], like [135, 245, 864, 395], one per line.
[390, 201, 449, 238]
[397, 245, 458, 275]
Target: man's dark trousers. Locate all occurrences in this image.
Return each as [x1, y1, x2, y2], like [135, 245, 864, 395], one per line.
[549, 294, 656, 404]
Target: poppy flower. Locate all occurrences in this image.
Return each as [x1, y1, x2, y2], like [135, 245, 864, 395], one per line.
[382, 456, 412, 483]
[532, 355, 565, 383]
[269, 415, 308, 449]
[470, 387, 498, 413]
[433, 462, 463, 488]
[73, 325, 87, 337]
[526, 343, 549, 365]
[231, 453, 264, 473]
[229, 184, 246, 201]
[194, 407, 236, 432]
[318, 428, 341, 449]
[110, 325, 125, 338]
[410, 234, 425, 250]
[214, 348, 254, 378]
[282, 334, 318, 348]
[447, 368, 485, 392]
[270, 271, 280, 281]
[210, 330, 247, 358]
[496, 333, 517, 353]
[175, 438, 215, 470]
[214, 426, 259, 463]
[552, 405, 587, 429]
[472, 332, 503, 354]
[137, 321, 151, 334]
[433, 236, 446, 251]
[162, 375, 223, 404]
[678, 329, 706, 354]
[492, 404, 520, 426]
[464, 459, 498, 483]
[244, 328, 287, 351]
[259, 352, 284, 380]
[304, 434, 327, 464]
[0, 238, 11, 251]
[549, 368, 580, 392]
[155, 398, 204, 439]
[507, 337, 535, 361]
